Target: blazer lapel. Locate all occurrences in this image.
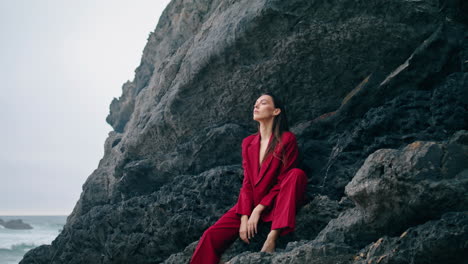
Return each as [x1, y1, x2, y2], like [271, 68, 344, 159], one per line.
[248, 133, 274, 187]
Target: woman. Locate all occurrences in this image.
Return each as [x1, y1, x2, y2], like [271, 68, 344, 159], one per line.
[190, 92, 308, 264]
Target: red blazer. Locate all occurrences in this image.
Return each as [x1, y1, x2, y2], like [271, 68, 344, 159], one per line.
[233, 131, 300, 222]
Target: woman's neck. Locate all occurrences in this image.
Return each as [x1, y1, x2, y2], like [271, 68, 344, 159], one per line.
[258, 120, 274, 141]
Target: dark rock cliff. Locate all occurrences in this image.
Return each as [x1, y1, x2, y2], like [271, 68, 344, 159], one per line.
[20, 0, 467, 263]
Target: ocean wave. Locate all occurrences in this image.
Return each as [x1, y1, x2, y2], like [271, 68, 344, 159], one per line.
[0, 216, 66, 264]
[0, 242, 37, 251]
[0, 231, 55, 251]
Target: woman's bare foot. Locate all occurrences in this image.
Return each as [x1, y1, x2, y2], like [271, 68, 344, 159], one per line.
[260, 237, 276, 253]
[260, 229, 281, 253]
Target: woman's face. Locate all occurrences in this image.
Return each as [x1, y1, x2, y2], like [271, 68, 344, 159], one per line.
[253, 95, 280, 121]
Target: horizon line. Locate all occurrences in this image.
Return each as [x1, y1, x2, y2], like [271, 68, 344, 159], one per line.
[0, 214, 69, 216]
[0, 211, 71, 216]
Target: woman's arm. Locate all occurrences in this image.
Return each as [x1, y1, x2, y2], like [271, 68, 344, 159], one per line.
[258, 133, 299, 209]
[235, 138, 254, 216]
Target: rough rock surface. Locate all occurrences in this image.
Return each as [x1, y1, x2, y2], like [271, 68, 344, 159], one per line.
[353, 211, 468, 264]
[314, 130, 468, 249]
[20, 0, 467, 263]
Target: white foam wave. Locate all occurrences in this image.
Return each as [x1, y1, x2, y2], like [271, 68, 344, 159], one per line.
[0, 224, 60, 250]
[0, 216, 66, 264]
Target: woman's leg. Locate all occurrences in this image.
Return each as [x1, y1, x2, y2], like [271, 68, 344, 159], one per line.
[260, 168, 307, 252]
[190, 206, 241, 264]
[270, 168, 307, 237]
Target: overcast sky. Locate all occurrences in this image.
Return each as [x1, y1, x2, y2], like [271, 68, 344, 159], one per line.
[0, 0, 171, 215]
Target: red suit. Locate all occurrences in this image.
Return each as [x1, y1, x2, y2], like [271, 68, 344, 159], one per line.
[190, 131, 307, 264]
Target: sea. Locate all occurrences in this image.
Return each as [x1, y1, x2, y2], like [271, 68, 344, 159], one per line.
[0, 215, 67, 264]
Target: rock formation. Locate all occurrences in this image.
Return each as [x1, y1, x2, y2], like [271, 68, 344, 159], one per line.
[20, 0, 467, 263]
[0, 218, 33, 230]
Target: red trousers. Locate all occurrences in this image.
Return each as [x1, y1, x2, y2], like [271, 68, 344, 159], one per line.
[190, 168, 307, 264]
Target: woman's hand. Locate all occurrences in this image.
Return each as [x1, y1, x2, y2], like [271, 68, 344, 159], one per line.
[247, 210, 260, 240]
[239, 215, 249, 244]
[240, 205, 266, 243]
[247, 205, 266, 240]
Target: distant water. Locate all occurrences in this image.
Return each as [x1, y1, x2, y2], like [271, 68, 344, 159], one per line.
[0, 215, 67, 264]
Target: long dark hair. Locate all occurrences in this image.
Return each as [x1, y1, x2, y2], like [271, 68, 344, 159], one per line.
[257, 92, 290, 166]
